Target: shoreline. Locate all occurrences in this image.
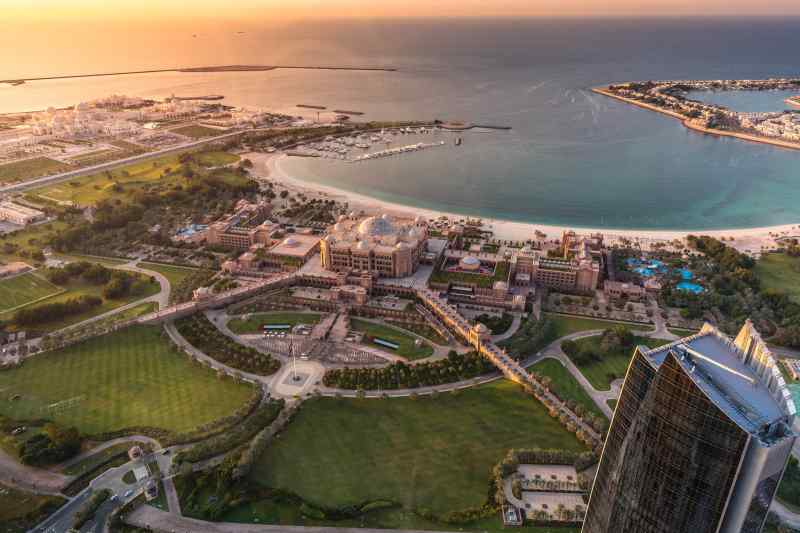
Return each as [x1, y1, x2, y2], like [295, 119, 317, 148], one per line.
[592, 87, 800, 152]
[787, 97, 800, 109]
[251, 152, 800, 253]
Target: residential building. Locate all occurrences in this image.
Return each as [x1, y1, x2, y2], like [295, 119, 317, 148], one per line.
[510, 246, 600, 293]
[582, 321, 796, 533]
[205, 201, 273, 249]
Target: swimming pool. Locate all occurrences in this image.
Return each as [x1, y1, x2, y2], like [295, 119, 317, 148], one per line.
[679, 269, 693, 280]
[633, 267, 655, 277]
[676, 281, 704, 294]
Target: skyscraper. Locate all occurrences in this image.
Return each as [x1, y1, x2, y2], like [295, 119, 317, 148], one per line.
[582, 321, 796, 533]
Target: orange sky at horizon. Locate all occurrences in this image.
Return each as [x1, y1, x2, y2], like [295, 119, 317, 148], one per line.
[6, 0, 800, 20]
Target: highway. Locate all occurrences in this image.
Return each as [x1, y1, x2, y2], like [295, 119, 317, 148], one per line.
[1, 129, 248, 195]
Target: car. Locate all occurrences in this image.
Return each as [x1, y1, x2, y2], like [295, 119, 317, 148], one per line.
[11, 426, 26, 435]
[110, 494, 118, 502]
[161, 448, 171, 455]
[124, 490, 134, 498]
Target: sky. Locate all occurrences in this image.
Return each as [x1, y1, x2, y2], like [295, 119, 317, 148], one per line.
[6, 0, 800, 19]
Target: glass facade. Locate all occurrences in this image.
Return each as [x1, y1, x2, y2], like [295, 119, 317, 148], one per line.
[583, 350, 749, 533]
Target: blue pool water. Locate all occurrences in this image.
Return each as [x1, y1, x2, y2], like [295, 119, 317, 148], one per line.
[679, 269, 694, 280]
[677, 281, 705, 294]
[634, 267, 655, 277]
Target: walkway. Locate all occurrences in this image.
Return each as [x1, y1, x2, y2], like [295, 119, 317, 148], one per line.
[55, 435, 162, 473]
[490, 312, 522, 343]
[0, 447, 67, 495]
[126, 505, 452, 533]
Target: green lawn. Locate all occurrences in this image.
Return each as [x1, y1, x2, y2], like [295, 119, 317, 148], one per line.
[1, 273, 161, 332]
[566, 335, 669, 390]
[531, 359, 606, 420]
[193, 151, 239, 167]
[350, 318, 433, 360]
[0, 272, 63, 313]
[0, 484, 65, 533]
[607, 399, 617, 411]
[0, 156, 69, 185]
[548, 313, 650, 338]
[252, 379, 585, 514]
[172, 125, 227, 139]
[29, 153, 183, 207]
[63, 442, 145, 476]
[228, 312, 322, 334]
[756, 253, 800, 303]
[667, 327, 698, 337]
[0, 220, 70, 264]
[138, 262, 199, 288]
[0, 326, 254, 435]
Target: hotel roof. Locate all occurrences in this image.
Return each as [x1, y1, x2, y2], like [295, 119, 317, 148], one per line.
[640, 321, 795, 440]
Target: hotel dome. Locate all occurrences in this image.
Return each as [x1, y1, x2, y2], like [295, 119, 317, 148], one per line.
[459, 255, 481, 271]
[282, 237, 299, 247]
[358, 214, 396, 238]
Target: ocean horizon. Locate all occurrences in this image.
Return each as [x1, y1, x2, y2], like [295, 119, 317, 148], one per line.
[3, 17, 800, 231]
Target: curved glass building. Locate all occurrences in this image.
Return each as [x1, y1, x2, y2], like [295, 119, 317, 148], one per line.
[583, 321, 796, 533]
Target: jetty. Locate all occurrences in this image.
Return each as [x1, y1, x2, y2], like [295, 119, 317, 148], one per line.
[350, 141, 445, 162]
[1, 64, 397, 85]
[333, 109, 365, 116]
[439, 122, 512, 131]
[297, 104, 327, 110]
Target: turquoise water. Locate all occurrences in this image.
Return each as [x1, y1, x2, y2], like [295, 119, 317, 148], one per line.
[3, 18, 800, 231]
[677, 282, 705, 294]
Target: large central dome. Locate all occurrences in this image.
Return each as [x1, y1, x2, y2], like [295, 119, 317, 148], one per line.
[357, 214, 396, 238]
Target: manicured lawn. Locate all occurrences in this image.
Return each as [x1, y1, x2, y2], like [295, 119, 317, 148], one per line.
[565, 335, 669, 391]
[1, 273, 160, 332]
[172, 125, 227, 139]
[350, 318, 433, 360]
[0, 156, 69, 184]
[193, 151, 239, 167]
[0, 272, 63, 313]
[429, 261, 509, 289]
[63, 442, 144, 476]
[252, 379, 585, 514]
[0, 220, 70, 264]
[228, 312, 322, 334]
[756, 253, 800, 303]
[531, 358, 606, 420]
[0, 326, 254, 435]
[607, 399, 617, 411]
[0, 484, 65, 533]
[667, 327, 698, 337]
[29, 153, 183, 207]
[548, 313, 650, 338]
[138, 262, 198, 288]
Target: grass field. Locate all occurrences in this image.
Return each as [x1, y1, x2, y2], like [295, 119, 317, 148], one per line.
[0, 326, 254, 435]
[29, 153, 182, 207]
[350, 318, 433, 360]
[531, 359, 606, 420]
[252, 379, 585, 514]
[0, 272, 63, 313]
[0, 156, 69, 185]
[756, 253, 800, 303]
[667, 327, 698, 337]
[0, 273, 160, 332]
[193, 151, 239, 167]
[548, 313, 651, 338]
[0, 220, 70, 264]
[138, 262, 198, 288]
[566, 335, 669, 390]
[172, 125, 227, 139]
[227, 312, 322, 334]
[0, 484, 65, 533]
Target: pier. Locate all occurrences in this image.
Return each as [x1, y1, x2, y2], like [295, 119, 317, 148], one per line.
[350, 141, 445, 162]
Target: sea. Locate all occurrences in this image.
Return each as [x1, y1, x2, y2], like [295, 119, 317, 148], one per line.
[2, 17, 800, 231]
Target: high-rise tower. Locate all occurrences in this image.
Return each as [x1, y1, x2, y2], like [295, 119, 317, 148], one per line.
[582, 321, 796, 533]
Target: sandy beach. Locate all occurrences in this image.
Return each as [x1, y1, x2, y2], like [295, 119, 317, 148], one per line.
[245, 151, 800, 254]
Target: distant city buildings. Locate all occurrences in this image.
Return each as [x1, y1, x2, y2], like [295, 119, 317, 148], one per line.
[583, 321, 796, 533]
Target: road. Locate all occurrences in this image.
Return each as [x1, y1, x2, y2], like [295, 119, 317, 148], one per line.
[0, 128, 248, 195]
[126, 505, 451, 533]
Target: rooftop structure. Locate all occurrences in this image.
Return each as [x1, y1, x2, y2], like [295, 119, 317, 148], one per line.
[583, 320, 796, 533]
[205, 200, 273, 250]
[510, 245, 600, 293]
[321, 213, 428, 278]
[0, 201, 45, 226]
